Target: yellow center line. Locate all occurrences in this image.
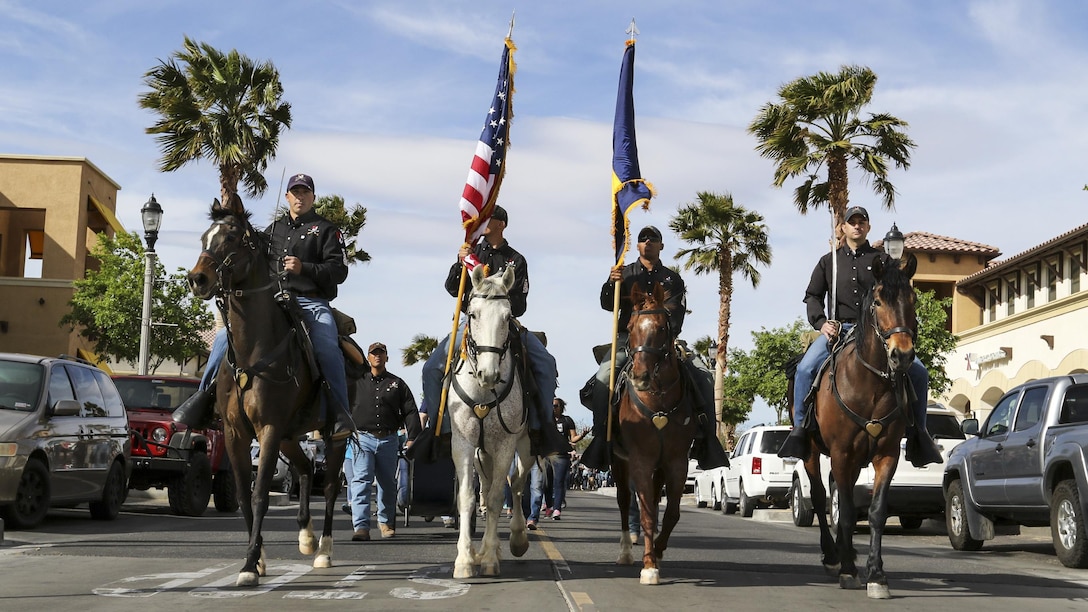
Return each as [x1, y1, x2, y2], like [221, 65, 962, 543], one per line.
[534, 526, 598, 611]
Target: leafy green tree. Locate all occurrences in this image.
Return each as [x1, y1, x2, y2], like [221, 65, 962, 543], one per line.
[748, 65, 915, 231]
[915, 290, 958, 395]
[139, 36, 292, 203]
[315, 195, 369, 264]
[669, 192, 771, 433]
[723, 319, 809, 426]
[61, 232, 213, 373]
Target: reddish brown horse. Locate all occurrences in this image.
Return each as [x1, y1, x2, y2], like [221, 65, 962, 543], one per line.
[187, 193, 348, 587]
[800, 253, 919, 599]
[611, 282, 697, 585]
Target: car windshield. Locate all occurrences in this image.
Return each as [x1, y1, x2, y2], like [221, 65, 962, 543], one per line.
[0, 360, 44, 411]
[114, 378, 198, 411]
[928, 414, 967, 440]
[759, 430, 790, 454]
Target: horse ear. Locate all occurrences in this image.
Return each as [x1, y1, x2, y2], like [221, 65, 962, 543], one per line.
[900, 252, 917, 279]
[211, 198, 222, 215]
[225, 192, 246, 216]
[652, 282, 665, 305]
[500, 265, 517, 292]
[470, 264, 486, 288]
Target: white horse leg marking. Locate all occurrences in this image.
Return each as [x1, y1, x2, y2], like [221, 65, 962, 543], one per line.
[313, 535, 333, 568]
[299, 518, 317, 555]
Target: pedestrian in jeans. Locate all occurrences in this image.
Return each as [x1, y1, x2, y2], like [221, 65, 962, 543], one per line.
[547, 398, 586, 520]
[347, 342, 421, 542]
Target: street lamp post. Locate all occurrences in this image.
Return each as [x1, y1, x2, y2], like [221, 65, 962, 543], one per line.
[138, 195, 163, 375]
[884, 223, 905, 260]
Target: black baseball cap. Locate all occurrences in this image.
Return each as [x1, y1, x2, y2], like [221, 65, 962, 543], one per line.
[638, 226, 663, 242]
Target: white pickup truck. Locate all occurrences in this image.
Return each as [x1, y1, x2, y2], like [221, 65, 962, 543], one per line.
[943, 374, 1088, 568]
[790, 404, 966, 529]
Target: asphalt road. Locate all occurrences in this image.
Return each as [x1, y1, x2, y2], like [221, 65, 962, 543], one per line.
[1, 487, 1086, 610]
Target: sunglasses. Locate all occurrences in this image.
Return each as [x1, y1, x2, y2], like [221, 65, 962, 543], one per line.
[369, 349, 386, 355]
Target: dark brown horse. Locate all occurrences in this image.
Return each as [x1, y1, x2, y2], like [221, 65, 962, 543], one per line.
[612, 282, 697, 585]
[800, 253, 919, 599]
[187, 193, 348, 587]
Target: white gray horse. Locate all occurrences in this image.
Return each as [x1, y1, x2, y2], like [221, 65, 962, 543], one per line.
[447, 264, 533, 578]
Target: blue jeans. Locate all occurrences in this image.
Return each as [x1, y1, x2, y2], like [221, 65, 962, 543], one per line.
[201, 297, 349, 423]
[792, 323, 929, 429]
[349, 431, 399, 531]
[524, 460, 545, 522]
[422, 322, 557, 432]
[549, 454, 571, 513]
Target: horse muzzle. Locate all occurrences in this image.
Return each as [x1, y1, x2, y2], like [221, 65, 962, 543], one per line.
[188, 269, 217, 300]
[888, 346, 915, 373]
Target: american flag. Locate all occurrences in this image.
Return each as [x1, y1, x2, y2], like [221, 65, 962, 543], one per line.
[611, 38, 655, 265]
[460, 36, 517, 243]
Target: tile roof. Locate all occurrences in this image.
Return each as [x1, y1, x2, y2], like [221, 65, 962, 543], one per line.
[873, 231, 1001, 257]
[957, 221, 1088, 286]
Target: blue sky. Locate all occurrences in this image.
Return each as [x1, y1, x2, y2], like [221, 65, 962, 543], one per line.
[3, 0, 1087, 428]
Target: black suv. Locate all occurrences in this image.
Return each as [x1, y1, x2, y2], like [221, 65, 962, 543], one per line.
[0, 353, 132, 528]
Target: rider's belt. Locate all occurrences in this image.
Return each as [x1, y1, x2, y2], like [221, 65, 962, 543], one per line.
[361, 428, 396, 438]
[296, 290, 324, 299]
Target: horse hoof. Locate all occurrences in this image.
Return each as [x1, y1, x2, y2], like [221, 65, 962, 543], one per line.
[823, 562, 841, 578]
[867, 582, 891, 599]
[618, 552, 634, 565]
[640, 568, 660, 585]
[236, 572, 259, 587]
[839, 574, 862, 590]
[314, 554, 332, 569]
[299, 534, 317, 556]
[510, 537, 529, 558]
[453, 564, 476, 579]
[481, 562, 500, 576]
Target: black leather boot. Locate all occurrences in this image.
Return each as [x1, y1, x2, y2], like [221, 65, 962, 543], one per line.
[777, 426, 810, 460]
[691, 416, 730, 470]
[580, 433, 610, 471]
[904, 427, 943, 467]
[172, 382, 216, 428]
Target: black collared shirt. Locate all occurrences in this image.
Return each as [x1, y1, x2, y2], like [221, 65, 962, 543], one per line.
[348, 370, 422, 441]
[445, 239, 529, 317]
[266, 209, 349, 300]
[803, 241, 889, 329]
[601, 259, 687, 335]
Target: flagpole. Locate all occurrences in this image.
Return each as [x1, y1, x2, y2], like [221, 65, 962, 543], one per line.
[434, 259, 469, 437]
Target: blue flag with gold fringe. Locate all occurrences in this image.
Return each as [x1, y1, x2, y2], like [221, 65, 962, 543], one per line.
[611, 39, 655, 265]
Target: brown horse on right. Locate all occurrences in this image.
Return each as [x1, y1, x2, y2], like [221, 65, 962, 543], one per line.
[611, 282, 696, 585]
[800, 253, 919, 599]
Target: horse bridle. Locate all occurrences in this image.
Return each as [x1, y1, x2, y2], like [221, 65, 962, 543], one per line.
[200, 218, 276, 299]
[855, 290, 916, 382]
[451, 291, 523, 440]
[627, 307, 680, 392]
[464, 293, 513, 362]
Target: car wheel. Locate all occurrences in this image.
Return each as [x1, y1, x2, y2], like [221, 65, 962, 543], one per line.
[791, 479, 814, 527]
[946, 479, 984, 551]
[169, 451, 212, 517]
[89, 461, 126, 520]
[213, 470, 239, 513]
[1051, 480, 1088, 568]
[711, 484, 721, 511]
[899, 516, 924, 530]
[738, 482, 754, 518]
[282, 467, 296, 496]
[1, 458, 50, 529]
[695, 483, 707, 508]
[829, 481, 841, 529]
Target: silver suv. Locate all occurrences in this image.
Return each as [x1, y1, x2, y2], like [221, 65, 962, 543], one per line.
[0, 353, 132, 528]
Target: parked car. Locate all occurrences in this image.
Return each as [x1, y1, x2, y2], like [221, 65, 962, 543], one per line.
[685, 459, 700, 496]
[250, 435, 329, 498]
[694, 464, 724, 511]
[0, 353, 131, 528]
[791, 404, 966, 529]
[721, 425, 795, 517]
[943, 375, 1088, 568]
[112, 375, 237, 516]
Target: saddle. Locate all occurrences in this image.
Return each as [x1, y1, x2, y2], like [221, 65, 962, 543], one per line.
[800, 325, 858, 426]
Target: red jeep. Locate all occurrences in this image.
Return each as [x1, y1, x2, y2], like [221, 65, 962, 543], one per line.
[112, 375, 237, 516]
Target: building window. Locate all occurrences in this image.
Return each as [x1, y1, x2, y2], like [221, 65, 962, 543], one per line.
[986, 283, 998, 322]
[1070, 248, 1083, 294]
[1026, 263, 1038, 309]
[1046, 256, 1061, 302]
[1005, 273, 1019, 316]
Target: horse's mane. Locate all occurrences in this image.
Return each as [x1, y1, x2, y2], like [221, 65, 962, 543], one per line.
[859, 257, 912, 330]
[208, 199, 254, 224]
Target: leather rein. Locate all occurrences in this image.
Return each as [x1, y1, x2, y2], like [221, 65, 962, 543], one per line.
[450, 292, 524, 440]
[829, 289, 916, 438]
[624, 307, 688, 430]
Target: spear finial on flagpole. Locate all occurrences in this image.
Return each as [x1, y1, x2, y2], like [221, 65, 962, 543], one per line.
[508, 11, 515, 38]
[626, 17, 639, 42]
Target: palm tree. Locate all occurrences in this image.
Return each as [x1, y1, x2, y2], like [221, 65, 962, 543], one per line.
[747, 65, 915, 232]
[669, 191, 771, 437]
[402, 334, 438, 368]
[138, 36, 292, 203]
